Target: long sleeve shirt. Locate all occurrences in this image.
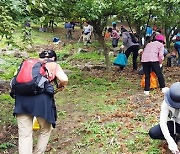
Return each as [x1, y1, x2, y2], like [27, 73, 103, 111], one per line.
[122, 31, 139, 49]
[141, 41, 164, 63]
[160, 100, 180, 146]
[174, 41, 180, 53]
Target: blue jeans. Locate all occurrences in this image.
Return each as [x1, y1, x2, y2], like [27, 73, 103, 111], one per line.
[112, 38, 119, 48]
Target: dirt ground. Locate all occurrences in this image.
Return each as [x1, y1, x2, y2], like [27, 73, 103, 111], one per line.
[0, 25, 180, 153]
[0, 65, 179, 154]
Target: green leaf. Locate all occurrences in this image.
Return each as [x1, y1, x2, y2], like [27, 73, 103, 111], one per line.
[40, 16, 45, 22]
[32, 0, 36, 5]
[26, 5, 31, 12]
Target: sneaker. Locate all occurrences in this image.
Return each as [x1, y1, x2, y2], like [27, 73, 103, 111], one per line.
[144, 91, 150, 95]
[162, 87, 169, 93]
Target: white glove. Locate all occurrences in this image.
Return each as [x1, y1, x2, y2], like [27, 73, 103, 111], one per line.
[159, 64, 162, 68]
[168, 141, 179, 153]
[120, 45, 124, 49]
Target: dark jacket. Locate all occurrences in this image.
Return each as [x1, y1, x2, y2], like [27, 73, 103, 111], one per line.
[13, 92, 57, 128]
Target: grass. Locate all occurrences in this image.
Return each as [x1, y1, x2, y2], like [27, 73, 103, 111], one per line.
[55, 75, 161, 153]
[75, 120, 121, 153]
[0, 56, 22, 80]
[71, 51, 105, 62]
[0, 26, 56, 49]
[0, 94, 16, 125]
[0, 26, 165, 153]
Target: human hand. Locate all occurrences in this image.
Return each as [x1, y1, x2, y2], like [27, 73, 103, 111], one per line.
[54, 84, 65, 94]
[58, 86, 65, 91]
[168, 142, 179, 154]
[120, 45, 124, 49]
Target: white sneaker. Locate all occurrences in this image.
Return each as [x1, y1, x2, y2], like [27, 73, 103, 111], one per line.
[162, 87, 169, 93]
[144, 91, 150, 95]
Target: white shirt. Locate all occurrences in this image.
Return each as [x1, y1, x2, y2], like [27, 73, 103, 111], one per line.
[160, 100, 180, 146]
[83, 25, 92, 34]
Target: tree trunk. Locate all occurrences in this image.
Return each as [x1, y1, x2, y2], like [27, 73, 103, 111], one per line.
[164, 21, 172, 49]
[135, 19, 142, 42]
[165, 28, 170, 49]
[125, 16, 133, 33]
[91, 18, 110, 71]
[99, 36, 110, 71]
[50, 20, 54, 32]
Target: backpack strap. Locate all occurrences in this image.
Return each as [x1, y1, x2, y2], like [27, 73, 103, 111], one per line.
[172, 109, 180, 135]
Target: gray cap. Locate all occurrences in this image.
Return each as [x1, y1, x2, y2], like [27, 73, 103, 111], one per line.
[165, 82, 180, 108]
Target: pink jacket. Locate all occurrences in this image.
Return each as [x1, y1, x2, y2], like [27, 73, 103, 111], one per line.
[141, 41, 164, 63]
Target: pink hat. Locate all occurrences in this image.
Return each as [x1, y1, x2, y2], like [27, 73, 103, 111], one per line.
[155, 34, 165, 43]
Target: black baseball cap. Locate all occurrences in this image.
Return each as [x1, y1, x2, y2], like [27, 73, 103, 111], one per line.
[39, 50, 57, 61]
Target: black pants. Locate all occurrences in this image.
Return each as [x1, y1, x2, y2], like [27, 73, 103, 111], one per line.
[142, 61, 165, 91]
[125, 45, 139, 70]
[149, 121, 180, 140]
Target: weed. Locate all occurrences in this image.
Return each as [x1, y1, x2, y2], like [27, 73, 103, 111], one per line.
[117, 99, 128, 106]
[0, 56, 22, 80]
[0, 142, 16, 149]
[0, 94, 13, 103]
[146, 140, 161, 154]
[0, 94, 16, 125]
[57, 110, 67, 119]
[70, 51, 104, 63]
[75, 120, 121, 153]
[134, 113, 146, 122]
[125, 133, 151, 153]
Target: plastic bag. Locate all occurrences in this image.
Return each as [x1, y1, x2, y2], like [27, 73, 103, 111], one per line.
[113, 53, 127, 67]
[33, 117, 40, 130]
[140, 72, 158, 89]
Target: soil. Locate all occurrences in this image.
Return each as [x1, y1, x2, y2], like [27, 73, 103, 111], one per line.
[0, 26, 180, 154]
[0, 66, 179, 154]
